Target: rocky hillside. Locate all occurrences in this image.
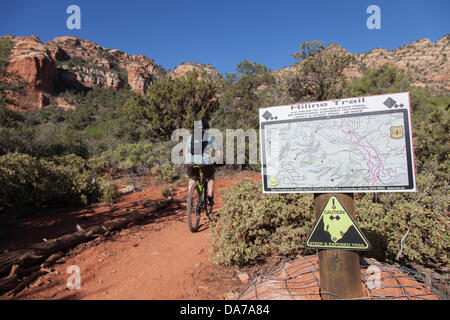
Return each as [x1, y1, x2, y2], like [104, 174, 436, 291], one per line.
[1, 35, 221, 111]
[3, 35, 56, 110]
[276, 34, 450, 93]
[168, 62, 223, 82]
[356, 36, 449, 92]
[47, 36, 166, 95]
[1, 34, 448, 111]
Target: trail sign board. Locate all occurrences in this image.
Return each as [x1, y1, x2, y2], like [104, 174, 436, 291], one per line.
[259, 92, 416, 193]
[306, 196, 371, 251]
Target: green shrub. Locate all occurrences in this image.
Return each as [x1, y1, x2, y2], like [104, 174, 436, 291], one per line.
[0, 36, 13, 75]
[31, 125, 89, 158]
[360, 159, 449, 269]
[383, 200, 448, 267]
[95, 142, 179, 178]
[150, 162, 179, 184]
[209, 181, 315, 266]
[210, 166, 449, 271]
[86, 127, 106, 140]
[119, 71, 219, 140]
[97, 143, 154, 174]
[0, 98, 24, 128]
[409, 89, 449, 172]
[160, 185, 173, 198]
[0, 153, 100, 210]
[343, 64, 412, 97]
[97, 174, 117, 206]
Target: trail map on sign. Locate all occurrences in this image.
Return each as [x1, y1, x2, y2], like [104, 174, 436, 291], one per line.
[259, 92, 416, 193]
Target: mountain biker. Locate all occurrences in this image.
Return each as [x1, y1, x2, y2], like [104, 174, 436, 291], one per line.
[184, 119, 222, 208]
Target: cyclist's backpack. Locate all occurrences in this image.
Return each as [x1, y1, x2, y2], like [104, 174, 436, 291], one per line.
[190, 134, 208, 156]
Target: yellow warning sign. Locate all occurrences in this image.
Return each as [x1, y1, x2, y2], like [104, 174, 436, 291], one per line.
[306, 196, 371, 251]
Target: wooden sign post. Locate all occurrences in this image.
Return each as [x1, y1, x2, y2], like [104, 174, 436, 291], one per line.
[259, 93, 416, 300]
[313, 193, 364, 299]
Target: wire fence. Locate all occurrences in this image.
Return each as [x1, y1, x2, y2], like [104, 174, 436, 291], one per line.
[238, 254, 444, 300]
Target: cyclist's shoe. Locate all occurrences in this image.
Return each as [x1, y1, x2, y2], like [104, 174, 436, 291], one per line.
[207, 196, 214, 207]
[206, 196, 214, 217]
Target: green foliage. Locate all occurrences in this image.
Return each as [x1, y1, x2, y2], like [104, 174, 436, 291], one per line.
[211, 60, 276, 170]
[217, 60, 275, 130]
[0, 36, 13, 75]
[209, 181, 315, 266]
[0, 86, 143, 159]
[0, 36, 25, 99]
[209, 64, 449, 272]
[0, 41, 447, 274]
[234, 59, 272, 78]
[97, 174, 118, 206]
[409, 89, 449, 171]
[0, 96, 24, 128]
[0, 124, 35, 156]
[120, 71, 219, 140]
[0, 153, 101, 210]
[59, 86, 134, 110]
[288, 41, 354, 102]
[343, 64, 412, 97]
[150, 162, 179, 184]
[114, 95, 153, 142]
[91, 142, 180, 180]
[57, 57, 128, 87]
[48, 87, 142, 147]
[292, 40, 324, 61]
[342, 65, 449, 174]
[160, 185, 173, 198]
[210, 171, 449, 271]
[31, 125, 89, 158]
[86, 127, 106, 140]
[65, 105, 97, 130]
[94, 143, 154, 174]
[355, 159, 449, 269]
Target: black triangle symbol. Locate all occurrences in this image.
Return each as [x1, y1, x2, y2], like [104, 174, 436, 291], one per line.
[306, 196, 371, 251]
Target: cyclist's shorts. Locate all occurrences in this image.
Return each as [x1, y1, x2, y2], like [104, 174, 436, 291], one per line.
[186, 164, 215, 180]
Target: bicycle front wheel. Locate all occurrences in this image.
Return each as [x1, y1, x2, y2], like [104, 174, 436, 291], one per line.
[187, 183, 202, 232]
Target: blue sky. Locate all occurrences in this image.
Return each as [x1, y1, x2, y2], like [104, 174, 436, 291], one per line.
[1, 0, 449, 75]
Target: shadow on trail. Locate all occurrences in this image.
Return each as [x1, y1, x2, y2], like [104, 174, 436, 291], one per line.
[0, 197, 187, 252]
[135, 201, 187, 227]
[196, 223, 209, 233]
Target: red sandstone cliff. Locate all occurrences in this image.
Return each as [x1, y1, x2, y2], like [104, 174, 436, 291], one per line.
[5, 35, 56, 110]
[1, 34, 448, 111]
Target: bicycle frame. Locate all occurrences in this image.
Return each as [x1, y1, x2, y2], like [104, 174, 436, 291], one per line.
[186, 165, 213, 232]
[194, 165, 209, 210]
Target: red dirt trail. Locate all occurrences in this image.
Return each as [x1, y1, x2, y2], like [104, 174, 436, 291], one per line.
[1, 171, 261, 300]
[0, 170, 441, 300]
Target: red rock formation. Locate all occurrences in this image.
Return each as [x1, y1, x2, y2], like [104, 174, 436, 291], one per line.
[2, 33, 447, 111]
[3, 35, 171, 110]
[5, 35, 55, 110]
[55, 97, 76, 111]
[274, 34, 450, 93]
[169, 62, 223, 81]
[45, 36, 166, 95]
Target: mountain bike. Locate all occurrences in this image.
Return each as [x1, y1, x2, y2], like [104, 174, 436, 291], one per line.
[186, 165, 213, 232]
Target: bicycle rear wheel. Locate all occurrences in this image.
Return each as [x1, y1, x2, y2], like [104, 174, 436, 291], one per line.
[187, 183, 202, 232]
